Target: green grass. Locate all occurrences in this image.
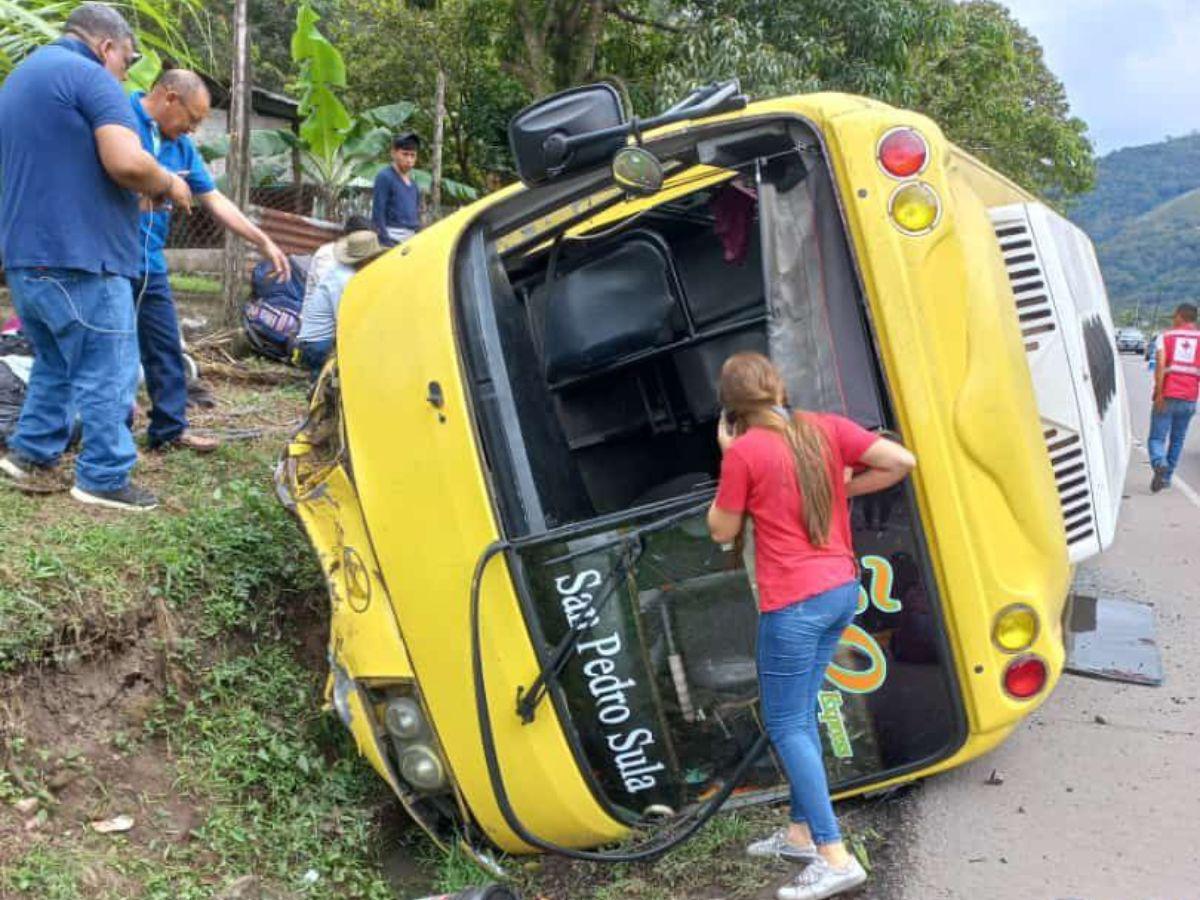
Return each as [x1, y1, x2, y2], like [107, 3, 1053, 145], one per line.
[137, 645, 395, 899]
[168, 273, 222, 295]
[0, 645, 397, 900]
[1, 848, 82, 900]
[0, 438, 321, 671]
[0, 387, 404, 897]
[411, 802, 883, 900]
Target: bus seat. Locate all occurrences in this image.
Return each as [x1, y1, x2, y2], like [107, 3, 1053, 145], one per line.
[673, 327, 769, 421]
[533, 233, 685, 385]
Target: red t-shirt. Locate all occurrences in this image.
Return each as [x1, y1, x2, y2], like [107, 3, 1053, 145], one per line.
[714, 413, 878, 612]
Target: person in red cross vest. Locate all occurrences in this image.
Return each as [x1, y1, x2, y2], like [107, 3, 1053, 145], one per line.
[1150, 302, 1199, 492]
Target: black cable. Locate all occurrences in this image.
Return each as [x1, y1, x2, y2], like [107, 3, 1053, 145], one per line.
[469, 503, 772, 862]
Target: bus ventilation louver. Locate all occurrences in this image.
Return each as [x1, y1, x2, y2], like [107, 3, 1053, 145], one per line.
[993, 220, 1057, 352]
[1040, 425, 1096, 549]
[989, 203, 1130, 566]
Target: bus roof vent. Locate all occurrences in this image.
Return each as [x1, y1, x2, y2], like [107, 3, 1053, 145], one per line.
[994, 218, 1057, 351]
[1041, 424, 1096, 549]
[989, 204, 1132, 565]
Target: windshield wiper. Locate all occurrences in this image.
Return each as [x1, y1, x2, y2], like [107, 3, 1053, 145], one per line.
[514, 499, 708, 724]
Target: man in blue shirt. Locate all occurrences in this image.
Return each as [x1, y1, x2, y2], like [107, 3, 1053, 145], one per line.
[130, 69, 290, 453]
[0, 3, 192, 512]
[372, 132, 422, 246]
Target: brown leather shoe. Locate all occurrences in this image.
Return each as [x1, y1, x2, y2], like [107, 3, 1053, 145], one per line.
[0, 452, 70, 493]
[153, 431, 220, 454]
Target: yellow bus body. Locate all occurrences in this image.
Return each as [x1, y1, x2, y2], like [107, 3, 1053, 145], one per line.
[280, 92, 1070, 853]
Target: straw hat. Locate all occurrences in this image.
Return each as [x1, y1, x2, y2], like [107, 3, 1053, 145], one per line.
[334, 230, 384, 266]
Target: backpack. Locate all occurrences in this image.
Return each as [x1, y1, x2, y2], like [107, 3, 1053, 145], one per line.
[243, 256, 308, 363]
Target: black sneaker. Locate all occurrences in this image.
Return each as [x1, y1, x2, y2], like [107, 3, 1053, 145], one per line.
[0, 451, 69, 494]
[1151, 465, 1169, 493]
[70, 483, 159, 512]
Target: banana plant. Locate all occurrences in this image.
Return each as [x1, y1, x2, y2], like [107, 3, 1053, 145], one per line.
[202, 3, 477, 221]
[201, 102, 478, 219]
[0, 0, 205, 76]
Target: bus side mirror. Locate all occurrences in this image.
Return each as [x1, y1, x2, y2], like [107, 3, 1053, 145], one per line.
[509, 83, 627, 186]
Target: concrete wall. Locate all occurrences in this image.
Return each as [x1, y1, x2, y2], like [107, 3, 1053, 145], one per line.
[164, 249, 224, 273]
[197, 110, 294, 178]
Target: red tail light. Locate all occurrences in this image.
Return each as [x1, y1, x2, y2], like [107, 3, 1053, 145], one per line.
[878, 128, 928, 178]
[1003, 655, 1048, 699]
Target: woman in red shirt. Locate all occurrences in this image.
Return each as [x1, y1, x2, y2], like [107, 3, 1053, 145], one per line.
[708, 353, 915, 900]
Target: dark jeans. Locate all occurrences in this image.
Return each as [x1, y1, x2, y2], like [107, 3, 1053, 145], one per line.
[132, 272, 188, 446]
[297, 338, 333, 377]
[1148, 397, 1196, 481]
[757, 580, 860, 845]
[6, 267, 138, 491]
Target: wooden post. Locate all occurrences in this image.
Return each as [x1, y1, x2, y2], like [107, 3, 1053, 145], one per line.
[221, 0, 252, 327]
[292, 124, 304, 215]
[431, 68, 446, 220]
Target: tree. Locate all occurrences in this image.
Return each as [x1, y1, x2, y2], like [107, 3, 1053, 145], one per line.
[203, 3, 478, 220]
[328, 0, 1096, 200]
[335, 0, 527, 184]
[653, 0, 1093, 198]
[913, 1, 1094, 198]
[195, 0, 299, 94]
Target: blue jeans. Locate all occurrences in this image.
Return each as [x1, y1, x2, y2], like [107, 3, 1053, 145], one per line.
[757, 581, 859, 845]
[1148, 397, 1196, 481]
[132, 272, 188, 446]
[297, 338, 333, 376]
[6, 267, 138, 492]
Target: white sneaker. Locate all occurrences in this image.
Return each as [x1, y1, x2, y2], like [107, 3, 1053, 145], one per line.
[776, 856, 867, 900]
[746, 829, 820, 863]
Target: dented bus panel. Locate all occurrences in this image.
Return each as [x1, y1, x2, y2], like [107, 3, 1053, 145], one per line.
[278, 91, 1125, 855]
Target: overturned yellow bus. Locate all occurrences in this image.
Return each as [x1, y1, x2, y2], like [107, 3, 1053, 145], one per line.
[277, 82, 1130, 859]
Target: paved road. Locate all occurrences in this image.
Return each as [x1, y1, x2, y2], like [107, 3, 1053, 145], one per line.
[890, 358, 1200, 900]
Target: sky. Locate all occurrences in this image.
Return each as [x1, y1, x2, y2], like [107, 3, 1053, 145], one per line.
[1000, 0, 1200, 156]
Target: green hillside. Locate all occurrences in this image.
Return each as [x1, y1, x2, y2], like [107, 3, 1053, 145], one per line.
[1069, 133, 1200, 315]
[1070, 132, 1200, 240]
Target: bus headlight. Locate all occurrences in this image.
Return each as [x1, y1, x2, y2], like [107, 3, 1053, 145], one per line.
[993, 604, 1039, 653]
[385, 697, 425, 740]
[400, 745, 447, 791]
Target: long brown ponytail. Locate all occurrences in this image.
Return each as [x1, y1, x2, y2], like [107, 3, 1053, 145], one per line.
[718, 352, 834, 546]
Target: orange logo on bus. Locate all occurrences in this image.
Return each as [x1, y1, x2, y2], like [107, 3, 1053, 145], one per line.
[826, 555, 899, 695]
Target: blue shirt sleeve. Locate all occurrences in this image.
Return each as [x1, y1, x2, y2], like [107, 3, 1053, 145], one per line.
[180, 136, 216, 196]
[372, 168, 391, 239]
[75, 70, 137, 131]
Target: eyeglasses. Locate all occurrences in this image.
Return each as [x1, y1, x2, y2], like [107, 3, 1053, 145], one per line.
[176, 96, 208, 131]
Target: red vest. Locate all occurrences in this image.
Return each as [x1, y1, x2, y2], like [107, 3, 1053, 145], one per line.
[1161, 325, 1200, 401]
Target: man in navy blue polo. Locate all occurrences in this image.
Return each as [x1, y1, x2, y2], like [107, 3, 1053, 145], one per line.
[0, 3, 192, 512]
[372, 132, 423, 246]
[130, 69, 290, 453]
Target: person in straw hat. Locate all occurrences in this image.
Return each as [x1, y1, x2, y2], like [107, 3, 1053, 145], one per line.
[295, 229, 384, 376]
